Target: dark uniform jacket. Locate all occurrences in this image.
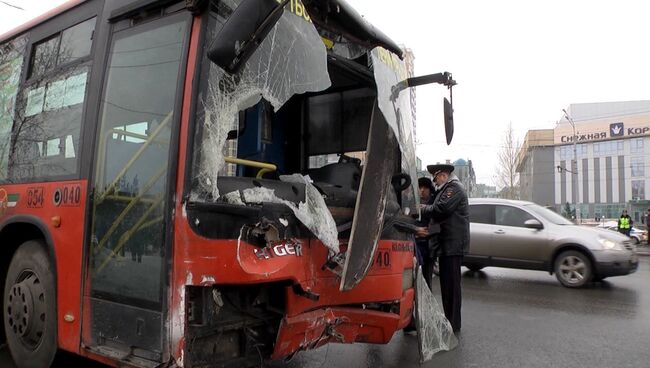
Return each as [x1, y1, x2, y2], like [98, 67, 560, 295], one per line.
[421, 178, 469, 256]
[416, 194, 438, 259]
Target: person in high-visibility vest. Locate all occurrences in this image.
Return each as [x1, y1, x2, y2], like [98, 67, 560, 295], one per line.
[618, 210, 633, 237]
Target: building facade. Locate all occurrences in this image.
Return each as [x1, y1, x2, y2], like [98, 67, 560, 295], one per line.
[475, 183, 498, 198]
[516, 129, 555, 206]
[453, 158, 477, 197]
[402, 47, 417, 142]
[519, 101, 650, 222]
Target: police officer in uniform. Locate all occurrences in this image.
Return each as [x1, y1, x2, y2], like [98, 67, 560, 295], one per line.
[420, 164, 469, 332]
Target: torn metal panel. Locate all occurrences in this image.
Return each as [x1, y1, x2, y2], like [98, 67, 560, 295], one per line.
[370, 48, 420, 214]
[415, 267, 458, 362]
[194, 8, 331, 200]
[340, 102, 396, 291]
[240, 174, 340, 254]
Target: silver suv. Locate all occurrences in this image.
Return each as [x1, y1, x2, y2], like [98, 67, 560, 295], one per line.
[464, 198, 638, 287]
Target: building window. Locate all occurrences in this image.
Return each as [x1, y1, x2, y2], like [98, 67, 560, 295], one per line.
[557, 145, 575, 160]
[592, 140, 624, 157]
[28, 17, 95, 79]
[577, 143, 588, 158]
[632, 180, 645, 200]
[631, 156, 645, 177]
[631, 138, 644, 154]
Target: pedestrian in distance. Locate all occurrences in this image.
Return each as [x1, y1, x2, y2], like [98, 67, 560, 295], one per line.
[420, 164, 469, 333]
[618, 210, 633, 237]
[643, 208, 650, 245]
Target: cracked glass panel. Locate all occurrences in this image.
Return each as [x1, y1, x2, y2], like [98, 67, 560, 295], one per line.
[0, 36, 26, 180]
[415, 267, 458, 362]
[12, 66, 89, 180]
[193, 3, 331, 200]
[239, 174, 339, 253]
[370, 48, 419, 214]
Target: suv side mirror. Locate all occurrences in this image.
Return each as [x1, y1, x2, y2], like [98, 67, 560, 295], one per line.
[524, 219, 543, 230]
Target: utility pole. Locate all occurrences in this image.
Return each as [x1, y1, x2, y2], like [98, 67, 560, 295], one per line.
[562, 109, 580, 223]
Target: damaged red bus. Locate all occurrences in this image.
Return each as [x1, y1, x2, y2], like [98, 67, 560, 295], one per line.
[0, 0, 456, 366]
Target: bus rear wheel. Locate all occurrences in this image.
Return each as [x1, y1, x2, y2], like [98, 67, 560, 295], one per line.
[3, 240, 57, 368]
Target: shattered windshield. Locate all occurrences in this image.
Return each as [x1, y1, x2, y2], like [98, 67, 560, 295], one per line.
[192, 1, 331, 201]
[189, 1, 420, 257]
[370, 48, 420, 214]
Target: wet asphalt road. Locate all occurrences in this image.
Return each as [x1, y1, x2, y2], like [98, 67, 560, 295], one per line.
[3, 256, 650, 368]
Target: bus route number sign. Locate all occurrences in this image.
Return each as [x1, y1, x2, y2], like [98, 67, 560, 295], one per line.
[53, 184, 82, 207]
[27, 187, 44, 208]
[374, 249, 391, 269]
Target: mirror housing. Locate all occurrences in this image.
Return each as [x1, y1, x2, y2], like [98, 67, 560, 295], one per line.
[524, 219, 544, 230]
[207, 0, 288, 74]
[444, 97, 454, 145]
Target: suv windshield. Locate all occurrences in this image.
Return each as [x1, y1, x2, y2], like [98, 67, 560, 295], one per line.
[525, 203, 574, 225]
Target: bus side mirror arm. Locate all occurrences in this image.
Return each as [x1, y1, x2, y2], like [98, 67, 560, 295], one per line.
[390, 72, 456, 101]
[390, 72, 457, 145]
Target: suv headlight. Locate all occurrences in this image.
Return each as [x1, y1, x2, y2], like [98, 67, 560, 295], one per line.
[598, 237, 623, 251]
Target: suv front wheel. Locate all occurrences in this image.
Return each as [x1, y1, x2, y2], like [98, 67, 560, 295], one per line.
[554, 250, 593, 288]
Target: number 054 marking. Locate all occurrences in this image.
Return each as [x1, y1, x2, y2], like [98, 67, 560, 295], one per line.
[27, 187, 45, 208]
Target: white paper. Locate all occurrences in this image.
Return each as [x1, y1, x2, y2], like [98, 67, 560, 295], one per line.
[25, 87, 45, 117]
[44, 79, 66, 111]
[65, 135, 75, 158]
[63, 72, 87, 107]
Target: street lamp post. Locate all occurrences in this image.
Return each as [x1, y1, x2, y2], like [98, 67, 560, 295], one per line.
[562, 109, 580, 223]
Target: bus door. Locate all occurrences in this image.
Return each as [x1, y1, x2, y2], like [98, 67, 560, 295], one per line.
[84, 9, 191, 362]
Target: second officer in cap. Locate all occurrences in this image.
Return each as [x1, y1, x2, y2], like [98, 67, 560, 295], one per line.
[418, 163, 469, 332]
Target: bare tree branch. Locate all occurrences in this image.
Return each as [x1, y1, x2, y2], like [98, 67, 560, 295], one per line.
[0, 1, 24, 10]
[495, 122, 521, 199]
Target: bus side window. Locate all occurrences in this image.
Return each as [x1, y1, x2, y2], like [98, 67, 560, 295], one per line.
[0, 36, 27, 181]
[9, 17, 96, 181]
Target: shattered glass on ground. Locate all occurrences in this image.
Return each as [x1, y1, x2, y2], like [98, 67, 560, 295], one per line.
[415, 266, 458, 362]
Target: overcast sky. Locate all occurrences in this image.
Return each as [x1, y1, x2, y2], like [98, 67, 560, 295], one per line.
[2, 0, 650, 186]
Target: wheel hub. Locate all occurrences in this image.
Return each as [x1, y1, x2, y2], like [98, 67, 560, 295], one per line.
[559, 256, 586, 283]
[5, 272, 46, 348]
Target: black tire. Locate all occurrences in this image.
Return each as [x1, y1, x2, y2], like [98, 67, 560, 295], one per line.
[554, 250, 593, 288]
[466, 264, 484, 272]
[3, 240, 57, 368]
[631, 237, 640, 245]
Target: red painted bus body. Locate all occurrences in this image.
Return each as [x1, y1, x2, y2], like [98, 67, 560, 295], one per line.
[0, 1, 422, 367]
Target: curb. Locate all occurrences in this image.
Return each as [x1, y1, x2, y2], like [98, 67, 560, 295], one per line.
[638, 252, 650, 257]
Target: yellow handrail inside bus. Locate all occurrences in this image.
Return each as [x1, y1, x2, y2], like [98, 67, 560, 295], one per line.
[224, 157, 277, 179]
[94, 166, 166, 255]
[97, 111, 173, 204]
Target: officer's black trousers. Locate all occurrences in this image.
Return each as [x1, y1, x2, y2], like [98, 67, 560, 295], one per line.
[438, 255, 463, 332]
